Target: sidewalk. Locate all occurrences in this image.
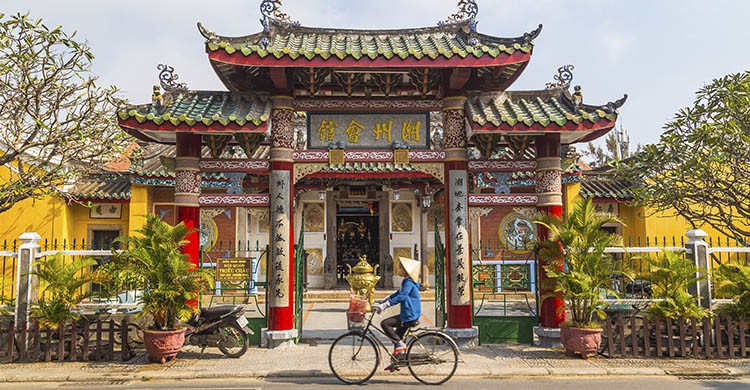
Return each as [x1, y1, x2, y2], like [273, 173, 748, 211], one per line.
[4, 301, 749, 383]
[2, 342, 750, 383]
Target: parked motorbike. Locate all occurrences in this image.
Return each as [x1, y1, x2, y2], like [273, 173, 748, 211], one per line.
[185, 305, 253, 358]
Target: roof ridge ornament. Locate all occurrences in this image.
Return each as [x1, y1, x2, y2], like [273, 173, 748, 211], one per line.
[600, 94, 628, 114]
[545, 64, 575, 90]
[259, 0, 299, 48]
[157, 64, 189, 93]
[197, 22, 218, 41]
[438, 0, 479, 44]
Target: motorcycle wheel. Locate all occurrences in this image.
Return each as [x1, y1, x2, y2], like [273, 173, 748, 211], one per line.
[217, 323, 248, 358]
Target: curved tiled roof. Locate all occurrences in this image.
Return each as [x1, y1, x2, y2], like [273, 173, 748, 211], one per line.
[466, 89, 625, 128]
[69, 175, 131, 200]
[118, 91, 272, 129]
[199, 19, 541, 63]
[580, 173, 633, 200]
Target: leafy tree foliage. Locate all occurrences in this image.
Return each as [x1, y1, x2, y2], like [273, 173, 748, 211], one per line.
[615, 71, 750, 241]
[0, 13, 128, 213]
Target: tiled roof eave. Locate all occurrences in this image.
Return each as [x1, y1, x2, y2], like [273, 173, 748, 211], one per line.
[117, 116, 269, 132]
[207, 47, 532, 68]
[469, 117, 616, 132]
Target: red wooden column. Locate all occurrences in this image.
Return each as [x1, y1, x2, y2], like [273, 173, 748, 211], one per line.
[442, 96, 477, 344]
[175, 133, 202, 275]
[535, 134, 565, 328]
[264, 95, 297, 348]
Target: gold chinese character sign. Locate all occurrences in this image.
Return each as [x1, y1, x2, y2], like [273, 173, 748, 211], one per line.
[308, 113, 429, 149]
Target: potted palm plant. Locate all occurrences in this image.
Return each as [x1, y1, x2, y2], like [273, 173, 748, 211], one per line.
[535, 198, 631, 359]
[113, 214, 212, 363]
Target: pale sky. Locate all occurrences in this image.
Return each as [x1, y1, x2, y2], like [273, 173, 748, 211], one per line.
[2, 0, 749, 149]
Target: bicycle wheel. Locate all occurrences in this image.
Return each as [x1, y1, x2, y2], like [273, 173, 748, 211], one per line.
[406, 332, 458, 385]
[328, 331, 379, 385]
[217, 323, 248, 358]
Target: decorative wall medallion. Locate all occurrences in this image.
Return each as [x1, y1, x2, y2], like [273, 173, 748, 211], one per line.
[303, 203, 325, 232]
[306, 248, 323, 275]
[391, 203, 413, 232]
[498, 212, 536, 254]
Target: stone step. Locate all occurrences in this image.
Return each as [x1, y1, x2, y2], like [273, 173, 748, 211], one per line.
[204, 289, 437, 305]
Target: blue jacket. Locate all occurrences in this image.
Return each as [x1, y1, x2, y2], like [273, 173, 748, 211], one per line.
[387, 277, 421, 323]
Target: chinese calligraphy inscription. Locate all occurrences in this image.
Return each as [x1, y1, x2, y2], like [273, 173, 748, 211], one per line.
[449, 170, 471, 306]
[308, 113, 429, 149]
[269, 170, 291, 308]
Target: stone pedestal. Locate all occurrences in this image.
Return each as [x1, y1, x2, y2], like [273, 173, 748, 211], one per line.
[444, 327, 479, 348]
[533, 326, 562, 348]
[263, 329, 299, 349]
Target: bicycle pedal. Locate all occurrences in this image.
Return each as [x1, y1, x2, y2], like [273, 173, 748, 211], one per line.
[384, 364, 400, 372]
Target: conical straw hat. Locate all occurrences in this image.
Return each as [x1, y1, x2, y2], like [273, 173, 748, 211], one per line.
[398, 257, 421, 281]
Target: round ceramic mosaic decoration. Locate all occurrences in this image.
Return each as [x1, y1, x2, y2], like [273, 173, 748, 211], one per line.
[498, 212, 536, 254]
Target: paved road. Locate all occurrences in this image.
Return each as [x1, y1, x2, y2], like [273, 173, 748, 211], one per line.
[3, 376, 750, 389]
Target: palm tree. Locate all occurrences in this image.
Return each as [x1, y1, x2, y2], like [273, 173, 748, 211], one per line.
[535, 198, 630, 327]
[29, 254, 107, 330]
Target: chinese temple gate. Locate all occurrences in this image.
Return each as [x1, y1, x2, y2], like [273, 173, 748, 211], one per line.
[118, 0, 625, 347]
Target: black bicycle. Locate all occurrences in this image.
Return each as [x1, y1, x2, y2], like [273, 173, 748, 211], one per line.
[328, 310, 459, 385]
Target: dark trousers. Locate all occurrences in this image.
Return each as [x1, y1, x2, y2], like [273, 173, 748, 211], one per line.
[381, 315, 417, 343]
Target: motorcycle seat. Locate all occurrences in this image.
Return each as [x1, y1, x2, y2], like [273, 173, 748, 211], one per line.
[200, 305, 238, 321]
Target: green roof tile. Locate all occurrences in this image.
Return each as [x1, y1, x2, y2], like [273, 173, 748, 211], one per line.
[200, 20, 540, 63]
[118, 91, 272, 129]
[466, 89, 623, 128]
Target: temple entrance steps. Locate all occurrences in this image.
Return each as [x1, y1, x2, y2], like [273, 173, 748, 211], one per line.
[303, 289, 435, 303]
[203, 289, 435, 306]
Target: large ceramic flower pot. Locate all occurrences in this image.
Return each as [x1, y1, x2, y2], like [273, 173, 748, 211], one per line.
[143, 328, 186, 364]
[560, 325, 602, 359]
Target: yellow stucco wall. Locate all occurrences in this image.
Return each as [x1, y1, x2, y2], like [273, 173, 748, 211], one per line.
[128, 184, 149, 235]
[67, 202, 130, 243]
